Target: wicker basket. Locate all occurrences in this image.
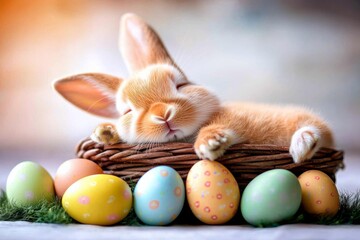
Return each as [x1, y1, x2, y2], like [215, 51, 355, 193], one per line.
[76, 138, 344, 189]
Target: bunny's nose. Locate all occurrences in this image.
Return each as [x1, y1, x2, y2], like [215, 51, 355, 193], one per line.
[150, 102, 175, 124]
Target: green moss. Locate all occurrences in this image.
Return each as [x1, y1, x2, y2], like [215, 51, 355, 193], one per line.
[0, 190, 359, 226]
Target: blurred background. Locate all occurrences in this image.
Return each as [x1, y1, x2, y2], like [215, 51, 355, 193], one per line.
[0, 0, 359, 184]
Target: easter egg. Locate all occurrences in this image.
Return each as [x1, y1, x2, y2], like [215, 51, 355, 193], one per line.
[62, 174, 132, 225]
[298, 170, 340, 217]
[186, 160, 240, 224]
[55, 158, 103, 198]
[134, 166, 185, 225]
[241, 169, 302, 226]
[6, 161, 55, 206]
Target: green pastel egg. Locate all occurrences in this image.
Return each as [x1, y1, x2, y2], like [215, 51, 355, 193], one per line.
[241, 169, 301, 226]
[6, 161, 55, 206]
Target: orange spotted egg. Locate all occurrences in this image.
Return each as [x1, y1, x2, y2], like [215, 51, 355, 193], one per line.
[298, 170, 340, 217]
[186, 160, 240, 224]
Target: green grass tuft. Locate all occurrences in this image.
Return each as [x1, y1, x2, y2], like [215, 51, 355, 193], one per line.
[0, 194, 73, 224]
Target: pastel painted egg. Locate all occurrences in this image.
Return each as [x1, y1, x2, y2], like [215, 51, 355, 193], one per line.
[241, 169, 301, 226]
[186, 160, 240, 224]
[55, 158, 103, 198]
[134, 166, 185, 225]
[62, 174, 132, 225]
[298, 170, 340, 217]
[6, 161, 55, 206]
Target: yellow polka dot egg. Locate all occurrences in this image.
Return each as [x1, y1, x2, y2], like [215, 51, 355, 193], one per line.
[134, 166, 185, 225]
[298, 170, 340, 217]
[62, 174, 132, 225]
[186, 160, 240, 224]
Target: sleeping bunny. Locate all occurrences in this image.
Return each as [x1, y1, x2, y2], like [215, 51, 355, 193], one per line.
[53, 13, 334, 163]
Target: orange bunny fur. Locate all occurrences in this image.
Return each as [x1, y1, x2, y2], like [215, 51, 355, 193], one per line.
[53, 13, 334, 163]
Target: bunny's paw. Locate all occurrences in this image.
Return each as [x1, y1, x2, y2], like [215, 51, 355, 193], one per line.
[90, 123, 121, 145]
[194, 127, 236, 161]
[290, 126, 321, 163]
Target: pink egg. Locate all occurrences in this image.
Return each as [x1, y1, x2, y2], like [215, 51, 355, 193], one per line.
[54, 158, 103, 198]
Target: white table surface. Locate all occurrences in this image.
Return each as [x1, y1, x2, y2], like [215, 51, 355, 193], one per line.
[1, 221, 360, 240]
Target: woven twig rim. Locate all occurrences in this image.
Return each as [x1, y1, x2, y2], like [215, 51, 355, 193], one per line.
[76, 138, 344, 188]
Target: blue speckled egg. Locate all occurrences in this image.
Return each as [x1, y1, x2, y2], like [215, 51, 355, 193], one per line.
[134, 166, 185, 225]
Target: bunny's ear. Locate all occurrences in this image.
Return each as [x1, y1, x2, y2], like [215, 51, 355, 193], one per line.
[53, 73, 122, 118]
[119, 13, 179, 74]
